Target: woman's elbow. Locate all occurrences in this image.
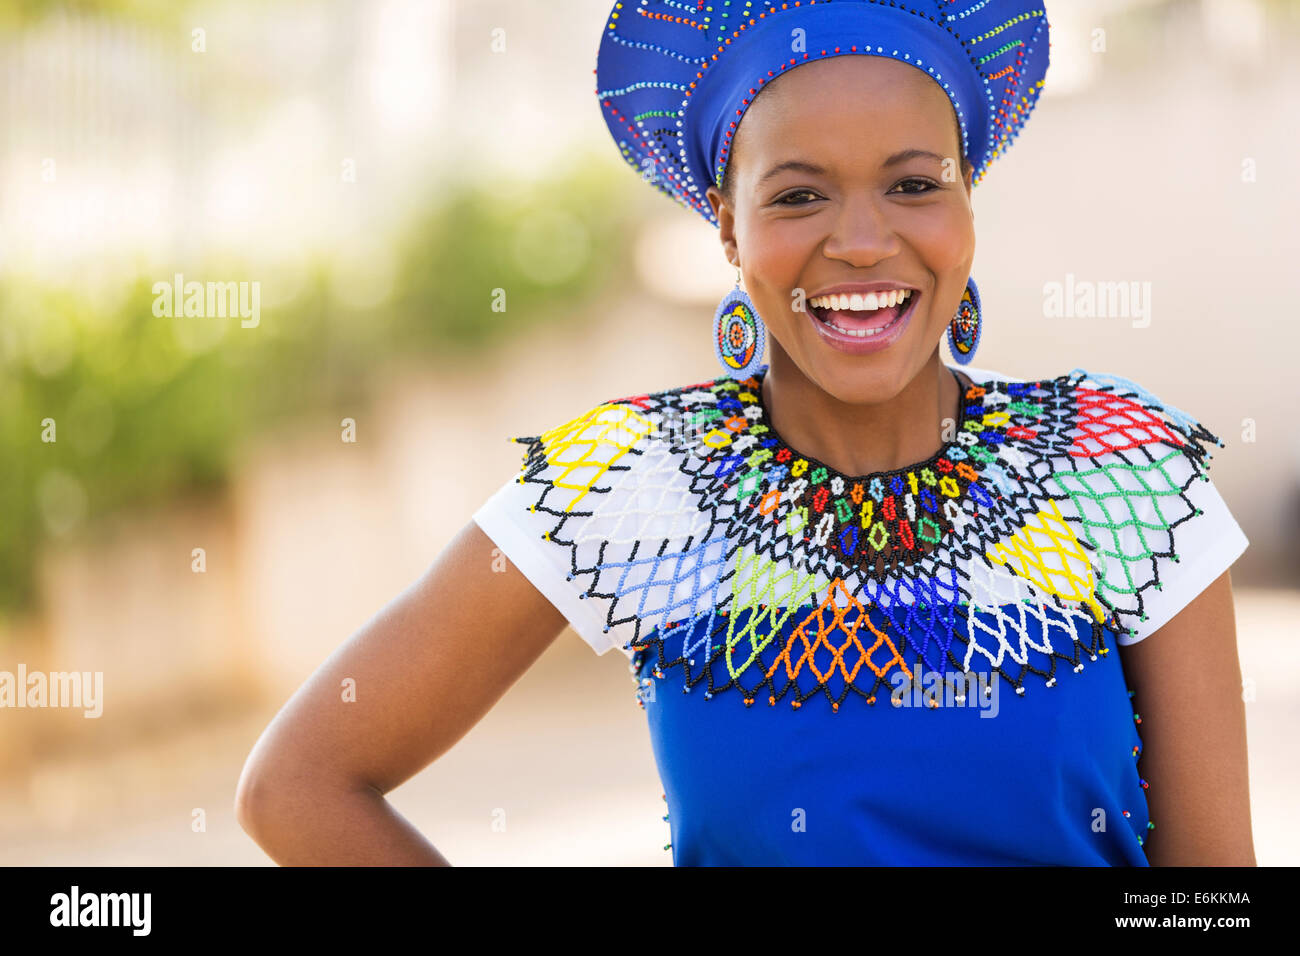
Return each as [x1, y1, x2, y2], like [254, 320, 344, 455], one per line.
[234, 753, 279, 841]
[234, 745, 313, 844]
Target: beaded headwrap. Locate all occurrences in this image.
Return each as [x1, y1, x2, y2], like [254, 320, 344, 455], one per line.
[595, 0, 1051, 227]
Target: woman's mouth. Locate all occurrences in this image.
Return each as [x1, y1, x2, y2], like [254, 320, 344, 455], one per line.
[806, 288, 919, 353]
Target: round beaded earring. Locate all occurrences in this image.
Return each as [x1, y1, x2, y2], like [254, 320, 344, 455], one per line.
[713, 266, 767, 380]
[947, 277, 982, 365]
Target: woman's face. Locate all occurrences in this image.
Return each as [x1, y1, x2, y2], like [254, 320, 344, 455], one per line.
[705, 55, 975, 404]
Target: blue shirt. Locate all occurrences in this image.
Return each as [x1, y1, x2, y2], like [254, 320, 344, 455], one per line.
[473, 363, 1248, 866]
[633, 605, 1150, 865]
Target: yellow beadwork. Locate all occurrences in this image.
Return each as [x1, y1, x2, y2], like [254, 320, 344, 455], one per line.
[536, 402, 655, 511]
[985, 499, 1108, 623]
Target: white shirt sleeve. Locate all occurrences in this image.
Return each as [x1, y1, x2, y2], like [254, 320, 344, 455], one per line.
[1112, 466, 1249, 645]
[470, 396, 691, 659]
[471, 396, 730, 659]
[472, 474, 625, 656]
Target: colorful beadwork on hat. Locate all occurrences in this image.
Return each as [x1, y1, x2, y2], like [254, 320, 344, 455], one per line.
[508, 365, 1228, 710]
[595, 1, 1051, 227]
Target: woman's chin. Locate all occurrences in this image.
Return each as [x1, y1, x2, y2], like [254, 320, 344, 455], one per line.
[781, 353, 908, 407]
[780, 315, 932, 398]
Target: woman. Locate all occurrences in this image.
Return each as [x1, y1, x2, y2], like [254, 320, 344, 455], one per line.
[235, 0, 1255, 866]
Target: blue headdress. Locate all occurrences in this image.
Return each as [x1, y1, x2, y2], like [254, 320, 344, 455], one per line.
[595, 0, 1051, 227]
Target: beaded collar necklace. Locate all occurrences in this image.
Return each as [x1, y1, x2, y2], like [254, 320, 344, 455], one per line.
[512, 365, 1224, 708]
[703, 365, 994, 578]
[750, 365, 974, 486]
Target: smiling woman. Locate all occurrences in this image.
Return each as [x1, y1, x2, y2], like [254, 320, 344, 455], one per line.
[719, 67, 971, 363]
[237, 0, 1256, 870]
[707, 54, 979, 475]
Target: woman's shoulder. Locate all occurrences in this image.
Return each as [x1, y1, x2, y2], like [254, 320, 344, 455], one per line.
[962, 364, 1226, 467]
[508, 371, 744, 465]
[510, 364, 1228, 476]
[480, 374, 736, 656]
[957, 364, 1244, 645]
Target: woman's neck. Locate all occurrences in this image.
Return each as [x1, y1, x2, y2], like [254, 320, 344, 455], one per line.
[759, 350, 971, 477]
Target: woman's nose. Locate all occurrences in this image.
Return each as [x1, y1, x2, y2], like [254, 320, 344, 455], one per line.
[820, 196, 901, 266]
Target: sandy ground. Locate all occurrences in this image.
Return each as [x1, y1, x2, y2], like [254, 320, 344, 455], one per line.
[0, 585, 1295, 867]
[0, 623, 669, 867]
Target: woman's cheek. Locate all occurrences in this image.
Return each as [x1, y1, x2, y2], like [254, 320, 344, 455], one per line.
[747, 227, 809, 329]
[907, 208, 973, 269]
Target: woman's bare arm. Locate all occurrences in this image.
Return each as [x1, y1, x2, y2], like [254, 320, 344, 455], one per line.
[1117, 568, 1256, 866]
[234, 519, 568, 865]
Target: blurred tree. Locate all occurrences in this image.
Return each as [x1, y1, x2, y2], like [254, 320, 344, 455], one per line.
[0, 156, 635, 630]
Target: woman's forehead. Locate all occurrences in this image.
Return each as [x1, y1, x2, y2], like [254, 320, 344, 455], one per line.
[732, 57, 963, 169]
[746, 56, 955, 131]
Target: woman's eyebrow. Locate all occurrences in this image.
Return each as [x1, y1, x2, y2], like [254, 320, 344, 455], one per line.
[882, 147, 946, 168]
[756, 159, 827, 186]
[757, 148, 947, 186]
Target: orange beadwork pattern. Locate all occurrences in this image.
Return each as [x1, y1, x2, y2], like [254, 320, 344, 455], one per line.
[765, 577, 913, 688]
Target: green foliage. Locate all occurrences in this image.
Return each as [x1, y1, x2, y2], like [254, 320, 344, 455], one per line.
[0, 0, 193, 30]
[0, 156, 633, 626]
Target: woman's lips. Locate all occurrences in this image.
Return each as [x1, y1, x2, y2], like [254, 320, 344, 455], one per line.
[806, 292, 919, 354]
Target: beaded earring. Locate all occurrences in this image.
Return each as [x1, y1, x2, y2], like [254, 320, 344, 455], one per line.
[947, 276, 982, 365]
[713, 266, 767, 380]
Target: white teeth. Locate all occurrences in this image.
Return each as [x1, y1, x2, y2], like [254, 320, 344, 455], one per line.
[809, 289, 912, 312]
[823, 318, 894, 336]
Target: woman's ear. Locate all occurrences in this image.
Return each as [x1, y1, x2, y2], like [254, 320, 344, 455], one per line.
[705, 183, 725, 222]
[705, 185, 739, 267]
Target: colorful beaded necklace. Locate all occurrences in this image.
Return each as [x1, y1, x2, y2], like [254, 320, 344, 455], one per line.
[738, 366, 976, 577]
[511, 365, 1222, 710]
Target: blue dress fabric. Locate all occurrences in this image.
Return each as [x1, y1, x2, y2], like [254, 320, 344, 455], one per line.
[634, 607, 1149, 865]
[472, 363, 1249, 866]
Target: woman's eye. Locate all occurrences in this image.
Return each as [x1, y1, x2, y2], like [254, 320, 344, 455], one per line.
[891, 178, 939, 194]
[775, 189, 821, 205]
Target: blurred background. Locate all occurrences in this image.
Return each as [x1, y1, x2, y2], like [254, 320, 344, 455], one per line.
[0, 0, 1296, 866]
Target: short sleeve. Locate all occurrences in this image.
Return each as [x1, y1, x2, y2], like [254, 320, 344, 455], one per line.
[471, 400, 650, 657]
[473, 475, 622, 655]
[1054, 369, 1250, 646]
[471, 396, 721, 658]
[1118, 468, 1248, 647]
